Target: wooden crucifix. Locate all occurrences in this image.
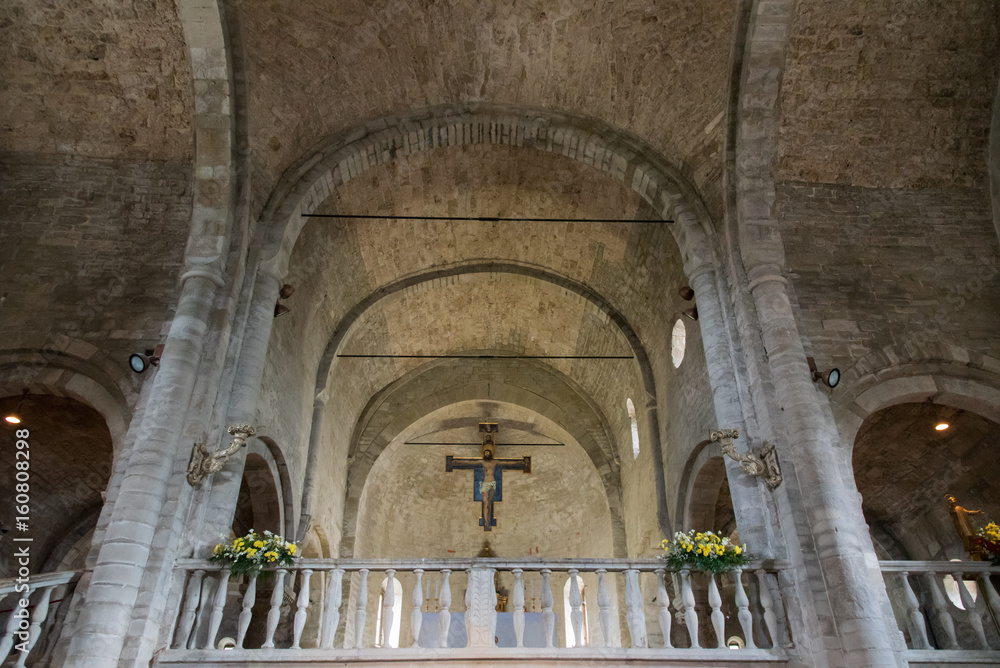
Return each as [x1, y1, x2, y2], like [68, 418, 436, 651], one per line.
[445, 422, 531, 531]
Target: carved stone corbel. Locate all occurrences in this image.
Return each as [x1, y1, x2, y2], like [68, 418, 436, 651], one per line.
[710, 429, 782, 489]
[187, 424, 256, 486]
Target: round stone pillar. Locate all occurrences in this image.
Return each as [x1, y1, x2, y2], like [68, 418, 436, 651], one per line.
[746, 266, 898, 665]
[66, 272, 222, 666]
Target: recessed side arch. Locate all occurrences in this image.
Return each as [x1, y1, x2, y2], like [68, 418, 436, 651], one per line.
[0, 350, 131, 457]
[338, 359, 627, 558]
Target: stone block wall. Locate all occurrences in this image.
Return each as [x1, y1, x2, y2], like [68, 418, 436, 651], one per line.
[778, 181, 1000, 374]
[0, 153, 193, 405]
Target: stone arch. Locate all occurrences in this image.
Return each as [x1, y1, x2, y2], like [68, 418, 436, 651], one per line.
[254, 104, 718, 282]
[232, 452, 283, 537]
[256, 106, 727, 557]
[832, 343, 1000, 448]
[247, 437, 296, 538]
[0, 351, 130, 457]
[675, 438, 730, 533]
[307, 262, 673, 538]
[339, 359, 627, 558]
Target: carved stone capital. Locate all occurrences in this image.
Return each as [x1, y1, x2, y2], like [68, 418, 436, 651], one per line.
[711, 429, 782, 489]
[187, 424, 256, 485]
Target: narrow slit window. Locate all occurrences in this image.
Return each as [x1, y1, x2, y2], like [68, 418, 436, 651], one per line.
[626, 398, 640, 459]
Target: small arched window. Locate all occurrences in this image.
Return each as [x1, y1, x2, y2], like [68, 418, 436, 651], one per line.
[563, 575, 589, 647]
[374, 577, 403, 647]
[626, 398, 640, 459]
[671, 319, 686, 368]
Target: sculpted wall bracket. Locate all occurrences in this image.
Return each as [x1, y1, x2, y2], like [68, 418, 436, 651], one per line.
[710, 429, 782, 489]
[187, 424, 256, 486]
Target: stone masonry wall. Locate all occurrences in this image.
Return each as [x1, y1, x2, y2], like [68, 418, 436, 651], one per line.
[0, 153, 192, 404]
[778, 181, 1000, 373]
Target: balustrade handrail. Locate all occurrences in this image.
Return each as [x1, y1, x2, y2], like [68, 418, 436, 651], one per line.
[167, 557, 792, 653]
[175, 557, 789, 572]
[879, 560, 1000, 574]
[0, 570, 80, 597]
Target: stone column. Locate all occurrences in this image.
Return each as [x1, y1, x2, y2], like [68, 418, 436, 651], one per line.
[746, 266, 898, 664]
[195, 269, 283, 547]
[66, 272, 221, 667]
[295, 395, 328, 542]
[688, 266, 778, 554]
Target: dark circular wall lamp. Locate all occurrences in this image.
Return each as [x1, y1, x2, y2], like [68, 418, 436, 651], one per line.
[130, 344, 165, 374]
[807, 357, 840, 388]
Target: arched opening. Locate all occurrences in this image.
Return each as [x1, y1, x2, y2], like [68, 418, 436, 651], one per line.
[0, 393, 113, 577]
[229, 453, 285, 649]
[853, 402, 1000, 561]
[232, 453, 283, 537]
[686, 456, 736, 540]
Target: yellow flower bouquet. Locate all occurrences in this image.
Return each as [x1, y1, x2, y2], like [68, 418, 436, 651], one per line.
[661, 530, 752, 573]
[974, 522, 1000, 566]
[210, 529, 298, 577]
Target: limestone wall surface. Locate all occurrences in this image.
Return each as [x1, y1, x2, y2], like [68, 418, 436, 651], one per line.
[0, 154, 193, 404]
[778, 181, 1000, 372]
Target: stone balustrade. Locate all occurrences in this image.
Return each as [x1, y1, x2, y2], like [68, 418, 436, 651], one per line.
[0, 570, 80, 667]
[159, 558, 790, 665]
[880, 560, 1000, 662]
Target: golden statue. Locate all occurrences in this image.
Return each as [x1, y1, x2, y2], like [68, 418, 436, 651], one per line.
[946, 495, 984, 559]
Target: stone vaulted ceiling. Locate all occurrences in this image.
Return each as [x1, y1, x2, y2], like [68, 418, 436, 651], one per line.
[0, 0, 194, 160]
[239, 0, 736, 216]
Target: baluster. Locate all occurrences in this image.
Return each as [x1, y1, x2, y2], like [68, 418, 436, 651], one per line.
[13, 585, 54, 667]
[954, 569, 988, 649]
[978, 572, 1000, 638]
[291, 569, 313, 649]
[924, 571, 958, 649]
[596, 569, 612, 648]
[411, 570, 424, 648]
[354, 568, 370, 649]
[671, 573, 685, 634]
[0, 598, 22, 660]
[625, 569, 647, 648]
[680, 568, 699, 648]
[314, 571, 326, 648]
[176, 570, 204, 649]
[733, 568, 756, 649]
[236, 574, 258, 648]
[381, 569, 396, 648]
[205, 571, 231, 649]
[320, 568, 343, 649]
[512, 569, 525, 648]
[655, 568, 672, 649]
[898, 571, 929, 649]
[568, 569, 584, 647]
[191, 574, 215, 649]
[708, 572, 725, 648]
[541, 569, 555, 648]
[755, 570, 778, 649]
[438, 570, 451, 649]
[262, 569, 288, 649]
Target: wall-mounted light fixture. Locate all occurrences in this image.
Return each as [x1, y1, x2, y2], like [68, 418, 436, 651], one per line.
[4, 389, 28, 425]
[806, 357, 840, 388]
[129, 344, 165, 374]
